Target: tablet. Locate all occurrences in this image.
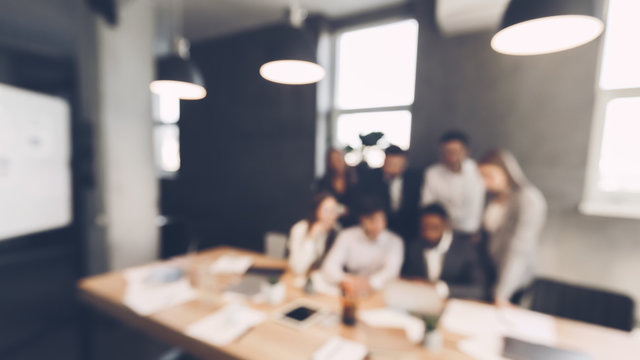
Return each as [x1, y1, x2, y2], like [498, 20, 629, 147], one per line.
[273, 300, 324, 329]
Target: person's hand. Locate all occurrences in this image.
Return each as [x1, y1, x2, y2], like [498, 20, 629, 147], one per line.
[494, 298, 514, 308]
[343, 275, 372, 296]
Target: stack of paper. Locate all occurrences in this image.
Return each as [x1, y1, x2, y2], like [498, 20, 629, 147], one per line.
[441, 300, 558, 359]
[441, 300, 557, 345]
[358, 308, 426, 344]
[313, 336, 368, 360]
[186, 304, 266, 346]
[123, 267, 197, 316]
[210, 255, 253, 275]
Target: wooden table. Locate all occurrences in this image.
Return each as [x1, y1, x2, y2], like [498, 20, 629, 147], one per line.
[78, 246, 640, 360]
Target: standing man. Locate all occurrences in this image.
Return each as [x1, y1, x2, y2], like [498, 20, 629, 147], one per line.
[360, 145, 422, 241]
[421, 131, 485, 234]
[321, 197, 404, 293]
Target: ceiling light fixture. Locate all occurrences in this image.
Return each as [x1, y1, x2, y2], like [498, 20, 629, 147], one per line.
[491, 0, 604, 56]
[259, 1, 325, 85]
[150, 38, 206, 100]
[150, 0, 206, 100]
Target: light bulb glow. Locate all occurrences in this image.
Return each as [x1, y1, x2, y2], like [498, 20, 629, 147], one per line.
[149, 80, 207, 100]
[492, 15, 604, 55]
[260, 60, 325, 85]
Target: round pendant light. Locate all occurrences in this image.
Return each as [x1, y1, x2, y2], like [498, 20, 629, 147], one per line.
[260, 26, 325, 85]
[150, 54, 207, 100]
[491, 0, 604, 56]
[259, 2, 325, 85]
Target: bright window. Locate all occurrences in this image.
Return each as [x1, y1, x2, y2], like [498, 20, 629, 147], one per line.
[582, 0, 640, 218]
[599, 0, 640, 90]
[597, 97, 640, 193]
[332, 19, 419, 167]
[152, 93, 181, 176]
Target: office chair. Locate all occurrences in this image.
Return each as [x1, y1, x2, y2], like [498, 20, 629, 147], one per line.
[264, 231, 288, 260]
[522, 278, 635, 332]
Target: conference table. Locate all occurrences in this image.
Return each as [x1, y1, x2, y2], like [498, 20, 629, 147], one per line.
[78, 246, 640, 360]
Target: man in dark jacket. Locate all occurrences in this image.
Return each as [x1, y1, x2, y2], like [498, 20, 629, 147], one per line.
[403, 203, 487, 300]
[359, 145, 422, 242]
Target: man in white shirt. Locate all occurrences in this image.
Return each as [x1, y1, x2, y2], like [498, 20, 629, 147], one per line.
[321, 197, 404, 293]
[421, 131, 485, 234]
[403, 203, 486, 300]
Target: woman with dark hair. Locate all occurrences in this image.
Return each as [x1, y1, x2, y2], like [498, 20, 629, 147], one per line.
[478, 149, 547, 306]
[316, 149, 359, 225]
[288, 192, 341, 277]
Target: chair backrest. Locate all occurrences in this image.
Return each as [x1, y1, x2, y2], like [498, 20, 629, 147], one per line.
[525, 278, 635, 332]
[264, 231, 288, 260]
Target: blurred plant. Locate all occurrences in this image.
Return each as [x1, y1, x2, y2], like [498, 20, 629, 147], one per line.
[343, 131, 387, 168]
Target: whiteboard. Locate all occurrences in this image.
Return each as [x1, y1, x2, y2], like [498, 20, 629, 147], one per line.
[0, 83, 72, 241]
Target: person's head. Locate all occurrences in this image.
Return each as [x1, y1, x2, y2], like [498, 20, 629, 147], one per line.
[419, 203, 450, 245]
[308, 192, 340, 229]
[357, 196, 387, 240]
[382, 145, 407, 178]
[478, 149, 529, 195]
[326, 149, 347, 176]
[439, 131, 470, 172]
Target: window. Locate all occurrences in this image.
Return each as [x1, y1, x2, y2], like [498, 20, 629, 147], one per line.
[152, 93, 181, 177]
[331, 19, 419, 167]
[582, 0, 640, 218]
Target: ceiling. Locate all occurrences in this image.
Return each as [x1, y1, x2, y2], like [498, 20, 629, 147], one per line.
[0, 0, 406, 57]
[181, 0, 407, 42]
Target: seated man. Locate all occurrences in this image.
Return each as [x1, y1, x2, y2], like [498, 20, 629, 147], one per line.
[321, 197, 404, 293]
[403, 203, 486, 300]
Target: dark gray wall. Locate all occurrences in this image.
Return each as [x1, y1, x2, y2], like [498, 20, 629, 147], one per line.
[410, 1, 640, 315]
[0, 47, 83, 359]
[166, 24, 318, 252]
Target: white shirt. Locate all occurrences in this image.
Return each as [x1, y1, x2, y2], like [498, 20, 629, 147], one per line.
[388, 176, 403, 212]
[321, 226, 404, 290]
[421, 159, 486, 233]
[423, 230, 453, 282]
[288, 220, 331, 276]
[483, 200, 508, 234]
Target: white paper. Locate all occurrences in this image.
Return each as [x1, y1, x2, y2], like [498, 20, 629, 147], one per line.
[358, 308, 426, 344]
[310, 271, 340, 297]
[123, 267, 197, 316]
[441, 300, 557, 346]
[186, 304, 266, 346]
[458, 336, 508, 360]
[209, 255, 253, 275]
[313, 336, 368, 360]
[499, 307, 557, 345]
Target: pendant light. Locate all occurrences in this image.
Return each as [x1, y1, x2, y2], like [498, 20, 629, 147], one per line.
[491, 0, 604, 56]
[259, 1, 325, 85]
[150, 0, 206, 100]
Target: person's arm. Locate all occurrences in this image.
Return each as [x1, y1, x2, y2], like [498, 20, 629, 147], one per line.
[288, 221, 317, 275]
[494, 188, 547, 302]
[368, 236, 405, 290]
[320, 231, 350, 285]
[420, 168, 436, 207]
[458, 168, 486, 233]
[401, 241, 424, 278]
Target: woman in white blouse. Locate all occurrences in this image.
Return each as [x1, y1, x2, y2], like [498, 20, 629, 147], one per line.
[288, 193, 341, 276]
[478, 150, 547, 306]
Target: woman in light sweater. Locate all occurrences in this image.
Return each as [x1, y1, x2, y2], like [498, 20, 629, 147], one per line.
[288, 193, 341, 276]
[478, 150, 547, 306]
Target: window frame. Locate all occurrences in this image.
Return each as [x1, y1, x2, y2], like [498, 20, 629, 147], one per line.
[581, 0, 640, 218]
[328, 16, 419, 150]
